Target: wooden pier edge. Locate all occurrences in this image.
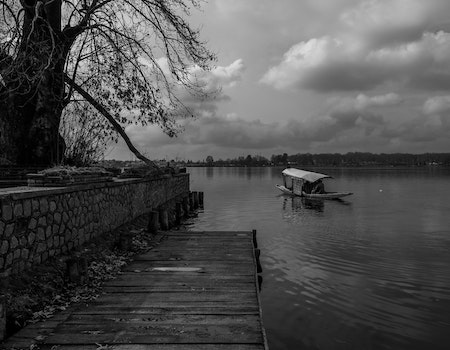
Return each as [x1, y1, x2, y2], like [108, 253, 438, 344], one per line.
[252, 229, 270, 350]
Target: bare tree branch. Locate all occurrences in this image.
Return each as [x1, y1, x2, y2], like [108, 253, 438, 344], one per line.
[64, 74, 159, 169]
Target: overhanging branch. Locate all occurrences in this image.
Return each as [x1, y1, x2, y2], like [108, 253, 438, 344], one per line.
[64, 74, 159, 170]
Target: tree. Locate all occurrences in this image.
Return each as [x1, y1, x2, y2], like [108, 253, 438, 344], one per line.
[205, 155, 214, 165]
[60, 100, 108, 166]
[0, 0, 215, 166]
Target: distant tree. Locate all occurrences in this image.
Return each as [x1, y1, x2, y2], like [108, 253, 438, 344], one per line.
[0, 0, 215, 166]
[205, 155, 214, 165]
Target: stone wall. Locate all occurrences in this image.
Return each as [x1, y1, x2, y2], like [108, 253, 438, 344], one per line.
[0, 174, 189, 275]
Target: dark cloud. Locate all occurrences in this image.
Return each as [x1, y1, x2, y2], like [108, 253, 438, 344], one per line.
[174, 59, 245, 119]
[261, 0, 450, 93]
[126, 92, 448, 154]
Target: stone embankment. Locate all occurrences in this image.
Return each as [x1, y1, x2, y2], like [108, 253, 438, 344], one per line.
[0, 174, 189, 276]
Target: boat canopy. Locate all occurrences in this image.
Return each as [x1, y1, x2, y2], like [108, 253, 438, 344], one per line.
[282, 168, 332, 183]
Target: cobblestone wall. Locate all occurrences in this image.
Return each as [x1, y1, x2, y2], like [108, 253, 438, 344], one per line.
[0, 174, 189, 275]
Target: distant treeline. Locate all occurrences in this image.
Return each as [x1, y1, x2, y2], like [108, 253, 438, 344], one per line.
[192, 152, 450, 167]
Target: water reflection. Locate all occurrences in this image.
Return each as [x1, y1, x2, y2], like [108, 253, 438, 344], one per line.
[280, 194, 352, 216]
[281, 195, 324, 212]
[206, 166, 214, 178]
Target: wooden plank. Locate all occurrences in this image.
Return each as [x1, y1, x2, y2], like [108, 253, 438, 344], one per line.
[87, 292, 256, 304]
[120, 260, 256, 274]
[132, 253, 252, 261]
[37, 344, 264, 350]
[64, 314, 261, 325]
[72, 306, 260, 315]
[41, 324, 263, 345]
[86, 301, 257, 309]
[118, 267, 255, 275]
[164, 231, 252, 235]
[103, 281, 254, 290]
[125, 259, 255, 267]
[106, 274, 255, 286]
[102, 283, 255, 293]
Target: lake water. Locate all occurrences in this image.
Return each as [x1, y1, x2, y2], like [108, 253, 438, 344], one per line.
[187, 166, 450, 350]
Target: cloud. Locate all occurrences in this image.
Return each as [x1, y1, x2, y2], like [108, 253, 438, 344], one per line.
[173, 59, 245, 119]
[148, 58, 245, 122]
[188, 58, 245, 94]
[125, 95, 428, 153]
[330, 93, 402, 111]
[261, 0, 450, 92]
[423, 96, 450, 115]
[118, 93, 450, 160]
[261, 31, 450, 92]
[340, 0, 432, 47]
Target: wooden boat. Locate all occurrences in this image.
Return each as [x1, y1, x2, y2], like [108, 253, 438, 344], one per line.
[301, 191, 352, 199]
[276, 168, 353, 199]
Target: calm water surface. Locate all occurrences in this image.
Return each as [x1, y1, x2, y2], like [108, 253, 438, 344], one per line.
[187, 167, 450, 350]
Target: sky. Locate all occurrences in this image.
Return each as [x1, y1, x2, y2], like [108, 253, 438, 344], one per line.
[108, 0, 450, 161]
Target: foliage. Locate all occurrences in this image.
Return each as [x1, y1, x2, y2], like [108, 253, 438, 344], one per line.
[186, 152, 450, 167]
[0, 0, 216, 165]
[60, 102, 109, 166]
[272, 152, 450, 167]
[38, 165, 112, 177]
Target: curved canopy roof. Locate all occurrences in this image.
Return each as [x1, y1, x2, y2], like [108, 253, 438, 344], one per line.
[282, 168, 332, 183]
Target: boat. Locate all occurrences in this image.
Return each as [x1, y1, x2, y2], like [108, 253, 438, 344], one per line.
[276, 168, 352, 199]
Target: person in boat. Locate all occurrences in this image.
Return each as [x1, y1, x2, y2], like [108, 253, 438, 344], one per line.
[312, 179, 325, 194]
[302, 180, 313, 194]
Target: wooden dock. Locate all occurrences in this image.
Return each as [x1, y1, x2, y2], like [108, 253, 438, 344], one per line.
[1, 231, 268, 350]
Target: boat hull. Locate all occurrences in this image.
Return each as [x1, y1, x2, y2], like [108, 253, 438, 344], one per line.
[301, 191, 353, 199]
[276, 184, 295, 195]
[276, 185, 352, 199]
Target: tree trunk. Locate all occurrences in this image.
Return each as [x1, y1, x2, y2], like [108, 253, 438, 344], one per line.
[0, 0, 65, 166]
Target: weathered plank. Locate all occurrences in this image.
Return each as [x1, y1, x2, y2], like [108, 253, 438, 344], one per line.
[37, 345, 263, 350]
[64, 314, 261, 325]
[72, 306, 260, 315]
[42, 323, 263, 344]
[1, 231, 267, 350]
[88, 292, 257, 303]
[102, 283, 256, 293]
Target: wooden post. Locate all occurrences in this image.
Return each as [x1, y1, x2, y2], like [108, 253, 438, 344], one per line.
[0, 271, 8, 342]
[189, 192, 194, 210]
[0, 295, 5, 342]
[182, 197, 190, 218]
[119, 233, 133, 251]
[0, 271, 9, 290]
[66, 257, 80, 283]
[65, 255, 89, 284]
[255, 248, 262, 273]
[193, 191, 199, 209]
[198, 192, 204, 207]
[159, 207, 169, 231]
[175, 202, 182, 225]
[252, 229, 258, 248]
[167, 209, 174, 229]
[80, 256, 89, 284]
[148, 210, 159, 234]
